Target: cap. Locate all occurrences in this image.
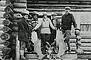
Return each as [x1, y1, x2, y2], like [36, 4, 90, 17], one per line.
[65, 7, 71, 10]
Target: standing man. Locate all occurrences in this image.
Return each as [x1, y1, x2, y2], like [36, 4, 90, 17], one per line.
[61, 7, 77, 53]
[18, 12, 30, 60]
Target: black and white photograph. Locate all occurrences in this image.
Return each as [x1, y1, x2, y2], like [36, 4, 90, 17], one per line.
[0, 0, 91, 60]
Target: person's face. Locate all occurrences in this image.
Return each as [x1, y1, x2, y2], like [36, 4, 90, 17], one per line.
[24, 15, 28, 19]
[14, 13, 23, 18]
[65, 9, 70, 14]
[34, 15, 38, 19]
[44, 15, 47, 18]
[52, 15, 56, 19]
[30, 15, 32, 18]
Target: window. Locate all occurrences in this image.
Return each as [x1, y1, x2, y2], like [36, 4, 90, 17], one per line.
[80, 24, 91, 31]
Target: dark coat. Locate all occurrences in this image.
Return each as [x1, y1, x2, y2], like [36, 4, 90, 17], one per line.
[18, 18, 30, 42]
[61, 13, 77, 31]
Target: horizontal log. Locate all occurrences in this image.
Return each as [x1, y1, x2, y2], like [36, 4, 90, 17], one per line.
[70, 47, 76, 50]
[81, 39, 91, 43]
[70, 36, 91, 39]
[25, 54, 38, 59]
[69, 35, 91, 39]
[0, 12, 5, 18]
[14, 3, 26, 8]
[81, 43, 91, 47]
[70, 39, 91, 43]
[83, 52, 91, 54]
[27, 0, 91, 2]
[28, 59, 70, 60]
[27, 8, 91, 12]
[70, 43, 91, 47]
[80, 47, 91, 50]
[81, 35, 91, 37]
[70, 46, 91, 51]
[70, 39, 76, 43]
[0, 1, 6, 6]
[15, 0, 26, 3]
[27, 1, 91, 5]
[62, 54, 77, 59]
[0, 6, 5, 11]
[27, 1, 76, 4]
[28, 4, 91, 8]
[81, 31, 91, 36]
[77, 54, 91, 59]
[81, 36, 91, 39]
[66, 51, 76, 54]
[14, 8, 27, 13]
[27, 59, 38, 60]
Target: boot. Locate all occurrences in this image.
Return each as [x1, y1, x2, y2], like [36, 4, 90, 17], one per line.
[20, 50, 26, 60]
[67, 42, 71, 52]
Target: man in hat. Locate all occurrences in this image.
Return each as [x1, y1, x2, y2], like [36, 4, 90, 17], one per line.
[61, 7, 77, 53]
[18, 12, 32, 60]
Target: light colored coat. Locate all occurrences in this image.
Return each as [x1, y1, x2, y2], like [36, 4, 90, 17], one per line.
[34, 18, 55, 34]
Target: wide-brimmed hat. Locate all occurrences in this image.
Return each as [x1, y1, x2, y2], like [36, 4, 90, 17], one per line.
[21, 10, 29, 15]
[65, 7, 71, 10]
[21, 12, 29, 16]
[33, 13, 38, 16]
[43, 13, 47, 16]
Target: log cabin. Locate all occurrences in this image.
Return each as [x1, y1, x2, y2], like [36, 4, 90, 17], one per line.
[1, 0, 91, 60]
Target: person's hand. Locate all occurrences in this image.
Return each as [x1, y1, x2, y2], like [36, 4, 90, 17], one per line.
[55, 27, 57, 30]
[32, 28, 36, 31]
[74, 27, 78, 30]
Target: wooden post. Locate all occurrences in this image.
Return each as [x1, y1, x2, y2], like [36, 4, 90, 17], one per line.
[16, 32, 20, 60]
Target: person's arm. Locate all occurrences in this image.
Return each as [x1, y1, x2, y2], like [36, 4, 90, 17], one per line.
[49, 19, 56, 30]
[71, 14, 77, 28]
[33, 19, 42, 30]
[61, 16, 63, 28]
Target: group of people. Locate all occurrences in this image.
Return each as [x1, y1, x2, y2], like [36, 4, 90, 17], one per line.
[18, 7, 77, 60]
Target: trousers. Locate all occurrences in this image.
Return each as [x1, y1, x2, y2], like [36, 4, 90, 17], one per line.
[63, 30, 71, 51]
[40, 34, 51, 54]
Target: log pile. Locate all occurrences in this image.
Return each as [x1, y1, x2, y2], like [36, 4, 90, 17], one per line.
[0, 0, 6, 59]
[69, 35, 91, 59]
